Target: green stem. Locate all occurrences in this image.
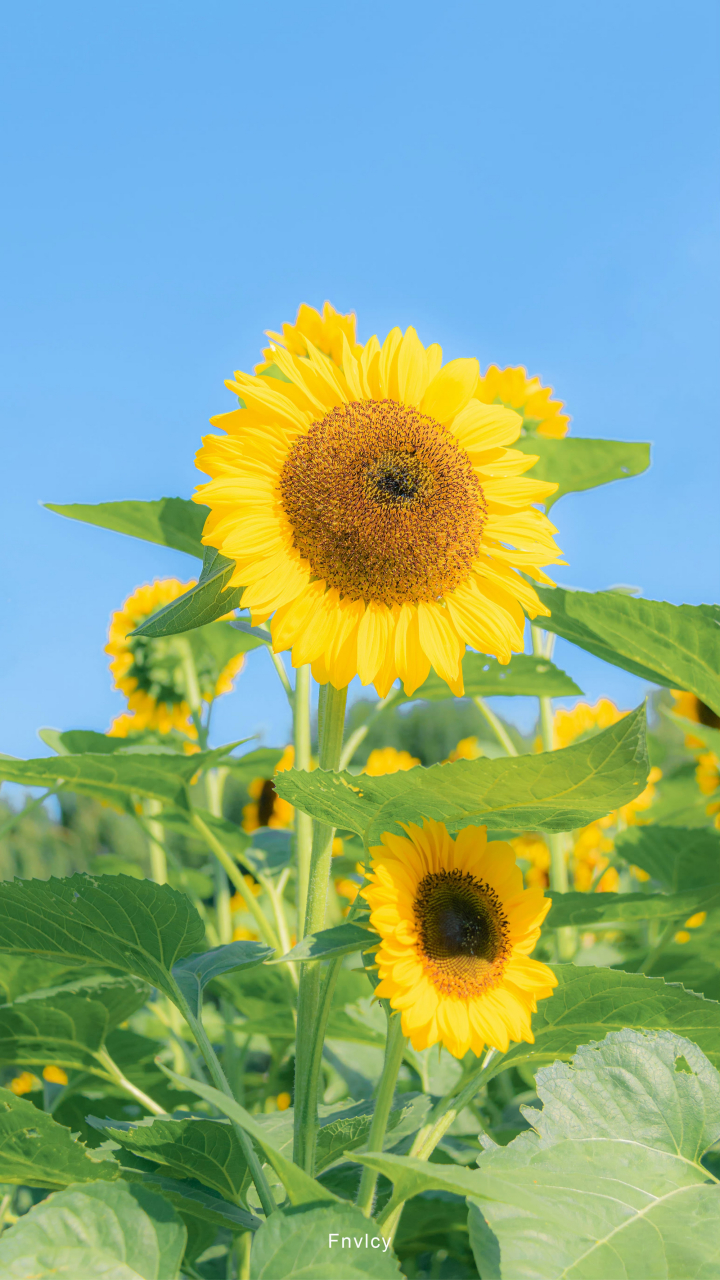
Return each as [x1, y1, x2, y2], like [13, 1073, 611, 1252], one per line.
[473, 697, 518, 756]
[190, 812, 280, 952]
[206, 769, 232, 944]
[294, 663, 313, 937]
[356, 1013, 408, 1216]
[94, 1046, 167, 1116]
[0, 788, 56, 840]
[293, 682, 348, 1172]
[143, 799, 168, 885]
[259, 869, 298, 989]
[532, 625, 575, 960]
[338, 686, 403, 771]
[179, 636, 204, 717]
[640, 918, 678, 974]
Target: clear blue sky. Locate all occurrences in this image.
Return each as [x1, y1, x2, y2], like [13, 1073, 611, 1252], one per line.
[2, 0, 718, 760]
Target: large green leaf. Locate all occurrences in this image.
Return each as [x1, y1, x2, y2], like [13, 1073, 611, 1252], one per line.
[275, 705, 649, 842]
[132, 547, 244, 638]
[0, 1087, 118, 1189]
[400, 652, 582, 701]
[494, 964, 720, 1081]
[273, 923, 377, 965]
[615, 825, 720, 892]
[0, 1178, 186, 1279]
[515, 436, 650, 509]
[546, 886, 720, 928]
[121, 1168, 260, 1235]
[0, 976, 150, 1077]
[45, 496, 208, 560]
[0, 743, 242, 811]
[0, 875, 205, 1002]
[98, 1115, 251, 1204]
[249, 1203, 402, 1278]
[536, 587, 720, 716]
[172, 940, 274, 1018]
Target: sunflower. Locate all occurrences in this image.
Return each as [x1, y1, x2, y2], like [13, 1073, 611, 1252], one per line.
[446, 736, 484, 762]
[242, 745, 295, 831]
[106, 579, 245, 736]
[362, 818, 556, 1058]
[194, 304, 564, 698]
[671, 690, 720, 749]
[363, 747, 420, 776]
[475, 365, 570, 438]
[552, 698, 624, 750]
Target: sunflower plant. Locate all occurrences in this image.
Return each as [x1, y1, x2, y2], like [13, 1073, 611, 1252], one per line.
[1, 303, 719, 1278]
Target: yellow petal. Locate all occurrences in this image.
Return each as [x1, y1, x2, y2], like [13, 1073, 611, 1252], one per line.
[416, 601, 464, 686]
[420, 358, 479, 423]
[396, 327, 428, 406]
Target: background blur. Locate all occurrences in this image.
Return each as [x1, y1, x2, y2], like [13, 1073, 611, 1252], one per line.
[1, 0, 718, 759]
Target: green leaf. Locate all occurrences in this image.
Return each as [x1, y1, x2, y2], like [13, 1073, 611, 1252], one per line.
[156, 806, 252, 861]
[45, 496, 208, 560]
[172, 941, 274, 1018]
[536, 587, 720, 716]
[400, 651, 582, 701]
[221, 747, 286, 786]
[0, 956, 94, 1004]
[275, 704, 649, 842]
[0, 874, 205, 1002]
[272, 924, 377, 965]
[0, 977, 151, 1077]
[0, 1178, 186, 1279]
[515, 436, 650, 510]
[615, 825, 720, 892]
[121, 1169, 260, 1235]
[39, 728, 130, 756]
[494, 964, 720, 1081]
[0, 744, 243, 811]
[158, 1066, 340, 1207]
[97, 1114, 252, 1205]
[667, 711, 720, 757]
[249, 1203, 402, 1278]
[132, 546, 243, 638]
[187, 618, 264, 671]
[546, 886, 720, 928]
[0, 1088, 119, 1189]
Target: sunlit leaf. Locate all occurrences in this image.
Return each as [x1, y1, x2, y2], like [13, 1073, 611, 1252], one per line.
[132, 546, 243, 637]
[96, 1113, 252, 1204]
[272, 924, 377, 965]
[546, 885, 720, 928]
[45, 495, 208, 560]
[399, 651, 582, 701]
[0, 1087, 118, 1189]
[249, 1203, 402, 1278]
[172, 940, 273, 1018]
[515, 436, 650, 509]
[615, 825, 720, 892]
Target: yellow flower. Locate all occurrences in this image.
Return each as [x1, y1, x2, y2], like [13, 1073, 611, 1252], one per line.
[475, 365, 570, 439]
[194, 305, 564, 698]
[363, 747, 420, 776]
[242, 745, 295, 832]
[446, 736, 483, 762]
[42, 1066, 68, 1085]
[362, 818, 556, 1059]
[511, 833, 550, 889]
[232, 925, 260, 941]
[671, 690, 720, 749]
[106, 580, 244, 735]
[675, 931, 691, 945]
[696, 752, 720, 797]
[684, 911, 706, 929]
[553, 698, 625, 751]
[617, 765, 662, 825]
[276, 1091, 292, 1111]
[9, 1071, 38, 1095]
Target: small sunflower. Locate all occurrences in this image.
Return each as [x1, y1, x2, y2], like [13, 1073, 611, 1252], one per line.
[552, 698, 624, 750]
[363, 747, 420, 776]
[242, 745, 295, 832]
[671, 690, 720, 749]
[475, 365, 570, 439]
[106, 579, 244, 736]
[362, 818, 556, 1059]
[194, 304, 564, 698]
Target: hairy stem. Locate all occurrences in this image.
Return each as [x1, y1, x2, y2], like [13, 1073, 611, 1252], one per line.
[356, 1013, 408, 1216]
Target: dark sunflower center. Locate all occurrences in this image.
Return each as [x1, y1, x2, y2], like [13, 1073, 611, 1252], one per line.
[278, 400, 486, 607]
[414, 868, 511, 997]
[697, 698, 720, 730]
[126, 633, 219, 706]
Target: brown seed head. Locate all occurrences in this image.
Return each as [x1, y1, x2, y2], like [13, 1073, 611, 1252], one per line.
[414, 867, 511, 998]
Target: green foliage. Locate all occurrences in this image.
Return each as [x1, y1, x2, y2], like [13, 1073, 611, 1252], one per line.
[45, 496, 208, 560]
[277, 705, 649, 841]
[403, 652, 582, 701]
[0, 874, 205, 1001]
[615, 824, 720, 890]
[275, 924, 376, 964]
[0, 1178, 187, 1279]
[98, 1114, 252, 1204]
[536, 587, 720, 715]
[172, 940, 274, 1017]
[132, 547, 244, 637]
[249, 1203, 402, 1278]
[0, 1088, 118, 1189]
[515, 435, 651, 509]
[546, 886, 720, 928]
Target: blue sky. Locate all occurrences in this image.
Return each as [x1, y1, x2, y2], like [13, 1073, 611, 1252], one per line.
[1, 0, 718, 761]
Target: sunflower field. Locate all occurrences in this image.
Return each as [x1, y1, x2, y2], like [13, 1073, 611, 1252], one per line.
[1, 303, 719, 1280]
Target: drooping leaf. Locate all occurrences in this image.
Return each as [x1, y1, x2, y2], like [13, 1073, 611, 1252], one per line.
[172, 940, 274, 1018]
[45, 496, 208, 560]
[132, 546, 243, 638]
[275, 705, 649, 842]
[272, 924, 377, 966]
[399, 651, 582, 702]
[615, 824, 720, 891]
[0, 874, 205, 1002]
[0, 1178, 186, 1279]
[515, 436, 650, 509]
[536, 587, 720, 716]
[546, 885, 720, 928]
[0, 1087, 118, 1189]
[0, 976, 151, 1078]
[96, 1114, 252, 1204]
[121, 1168, 260, 1235]
[249, 1203, 402, 1278]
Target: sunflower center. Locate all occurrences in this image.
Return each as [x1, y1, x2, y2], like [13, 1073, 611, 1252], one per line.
[414, 868, 511, 997]
[279, 399, 486, 607]
[126, 633, 218, 706]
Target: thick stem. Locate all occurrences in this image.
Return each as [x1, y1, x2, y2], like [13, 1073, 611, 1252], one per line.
[294, 663, 313, 937]
[473, 697, 518, 756]
[190, 812, 279, 951]
[206, 769, 232, 944]
[144, 798, 168, 885]
[95, 1046, 166, 1116]
[356, 1013, 408, 1216]
[293, 682, 348, 1172]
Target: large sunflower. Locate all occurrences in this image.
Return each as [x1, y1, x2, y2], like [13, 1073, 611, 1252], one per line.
[106, 579, 245, 735]
[362, 818, 556, 1059]
[194, 304, 564, 697]
[475, 365, 570, 438]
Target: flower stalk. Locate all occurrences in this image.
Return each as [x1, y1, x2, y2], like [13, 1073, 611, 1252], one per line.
[356, 1011, 408, 1216]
